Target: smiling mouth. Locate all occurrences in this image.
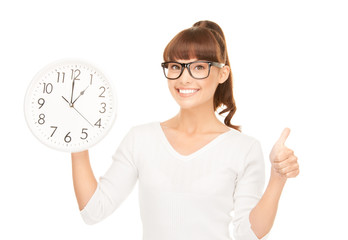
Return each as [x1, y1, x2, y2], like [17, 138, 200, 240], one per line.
[176, 88, 200, 97]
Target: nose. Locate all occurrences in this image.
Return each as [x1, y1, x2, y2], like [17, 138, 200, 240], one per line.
[178, 67, 193, 84]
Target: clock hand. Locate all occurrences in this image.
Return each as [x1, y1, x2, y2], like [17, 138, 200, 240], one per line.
[63, 95, 93, 126]
[72, 106, 94, 127]
[70, 79, 76, 104]
[72, 85, 90, 105]
[62, 96, 73, 107]
[62, 96, 69, 104]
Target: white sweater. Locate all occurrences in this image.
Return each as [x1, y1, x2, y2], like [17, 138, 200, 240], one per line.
[80, 121, 269, 240]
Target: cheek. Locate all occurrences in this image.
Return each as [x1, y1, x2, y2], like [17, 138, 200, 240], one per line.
[167, 81, 175, 92]
[202, 78, 220, 95]
[167, 82, 179, 98]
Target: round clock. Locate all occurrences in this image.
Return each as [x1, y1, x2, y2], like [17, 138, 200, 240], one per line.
[24, 59, 117, 153]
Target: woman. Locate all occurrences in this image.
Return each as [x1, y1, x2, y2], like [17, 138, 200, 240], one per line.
[72, 20, 299, 240]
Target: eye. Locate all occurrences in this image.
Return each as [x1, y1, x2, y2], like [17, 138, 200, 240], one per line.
[169, 63, 181, 71]
[194, 64, 206, 71]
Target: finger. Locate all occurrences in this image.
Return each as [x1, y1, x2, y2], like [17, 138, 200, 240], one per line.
[273, 155, 295, 169]
[277, 162, 299, 175]
[285, 168, 300, 178]
[273, 149, 295, 163]
[277, 127, 291, 146]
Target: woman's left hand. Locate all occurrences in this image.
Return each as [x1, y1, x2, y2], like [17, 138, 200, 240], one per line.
[269, 128, 300, 179]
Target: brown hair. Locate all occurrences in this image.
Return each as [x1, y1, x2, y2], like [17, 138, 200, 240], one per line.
[163, 20, 241, 132]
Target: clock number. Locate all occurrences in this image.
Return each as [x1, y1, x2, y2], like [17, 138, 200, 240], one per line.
[38, 98, 45, 109]
[94, 118, 101, 128]
[64, 132, 72, 143]
[99, 102, 106, 113]
[90, 74, 93, 85]
[50, 126, 57, 137]
[80, 128, 88, 140]
[57, 72, 65, 83]
[43, 83, 53, 94]
[71, 69, 81, 81]
[38, 114, 45, 125]
[99, 86, 106, 97]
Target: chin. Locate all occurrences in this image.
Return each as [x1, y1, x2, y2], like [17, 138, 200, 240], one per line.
[174, 100, 195, 109]
[175, 100, 207, 111]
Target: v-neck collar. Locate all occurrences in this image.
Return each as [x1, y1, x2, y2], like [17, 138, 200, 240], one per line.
[155, 121, 234, 161]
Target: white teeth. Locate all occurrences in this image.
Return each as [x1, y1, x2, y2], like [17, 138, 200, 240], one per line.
[178, 89, 198, 94]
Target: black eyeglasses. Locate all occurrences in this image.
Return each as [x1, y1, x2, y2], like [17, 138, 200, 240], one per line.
[161, 60, 225, 80]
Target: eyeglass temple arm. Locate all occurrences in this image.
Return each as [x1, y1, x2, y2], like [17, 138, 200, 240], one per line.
[212, 62, 225, 68]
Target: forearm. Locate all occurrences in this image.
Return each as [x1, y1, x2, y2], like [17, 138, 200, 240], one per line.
[71, 150, 98, 211]
[249, 169, 287, 239]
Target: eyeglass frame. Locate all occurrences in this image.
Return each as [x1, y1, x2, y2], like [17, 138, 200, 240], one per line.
[161, 60, 225, 80]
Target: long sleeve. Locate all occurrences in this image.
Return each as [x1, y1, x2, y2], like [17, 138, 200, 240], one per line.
[80, 128, 138, 225]
[232, 140, 269, 240]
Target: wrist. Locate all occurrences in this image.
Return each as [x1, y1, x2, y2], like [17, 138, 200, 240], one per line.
[71, 150, 89, 161]
[270, 168, 287, 185]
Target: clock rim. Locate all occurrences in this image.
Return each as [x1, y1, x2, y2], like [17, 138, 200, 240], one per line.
[24, 58, 118, 153]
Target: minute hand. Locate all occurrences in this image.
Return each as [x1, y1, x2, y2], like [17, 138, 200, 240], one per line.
[70, 79, 76, 104]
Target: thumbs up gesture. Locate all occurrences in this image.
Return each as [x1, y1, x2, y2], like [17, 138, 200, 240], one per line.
[269, 128, 300, 179]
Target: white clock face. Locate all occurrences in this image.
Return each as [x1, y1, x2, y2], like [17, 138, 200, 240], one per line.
[24, 59, 117, 152]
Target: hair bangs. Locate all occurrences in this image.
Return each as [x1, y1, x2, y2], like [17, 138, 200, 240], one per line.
[163, 27, 222, 62]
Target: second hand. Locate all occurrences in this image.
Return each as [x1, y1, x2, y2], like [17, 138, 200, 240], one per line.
[72, 106, 94, 127]
[62, 95, 93, 127]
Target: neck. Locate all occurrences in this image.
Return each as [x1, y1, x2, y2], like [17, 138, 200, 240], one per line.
[172, 102, 224, 134]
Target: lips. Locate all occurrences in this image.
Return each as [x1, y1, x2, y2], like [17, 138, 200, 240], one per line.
[176, 88, 200, 97]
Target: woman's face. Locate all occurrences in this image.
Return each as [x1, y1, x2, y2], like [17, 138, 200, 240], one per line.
[167, 58, 229, 111]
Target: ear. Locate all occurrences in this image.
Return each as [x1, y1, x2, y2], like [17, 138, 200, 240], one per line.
[218, 65, 230, 84]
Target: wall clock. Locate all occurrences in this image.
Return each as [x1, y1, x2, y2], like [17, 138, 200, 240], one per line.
[24, 59, 117, 153]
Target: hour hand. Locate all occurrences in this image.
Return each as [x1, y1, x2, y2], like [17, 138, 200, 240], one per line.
[72, 85, 90, 105]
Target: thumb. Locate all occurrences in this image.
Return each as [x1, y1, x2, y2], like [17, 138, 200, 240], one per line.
[277, 128, 291, 146]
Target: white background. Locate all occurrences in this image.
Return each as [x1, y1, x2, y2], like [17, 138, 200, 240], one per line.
[1, 0, 347, 239]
